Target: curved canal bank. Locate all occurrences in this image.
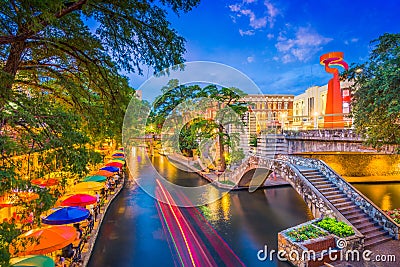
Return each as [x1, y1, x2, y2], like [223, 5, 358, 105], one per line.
[88, 148, 400, 266]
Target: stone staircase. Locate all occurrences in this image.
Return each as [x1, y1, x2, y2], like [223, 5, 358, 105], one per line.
[300, 169, 393, 248]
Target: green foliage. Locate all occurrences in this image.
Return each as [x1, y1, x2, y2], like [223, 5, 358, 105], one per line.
[249, 134, 258, 147]
[345, 33, 400, 150]
[0, 1, 199, 265]
[0, 221, 21, 267]
[316, 217, 355, 238]
[385, 209, 400, 224]
[150, 81, 249, 171]
[286, 224, 328, 242]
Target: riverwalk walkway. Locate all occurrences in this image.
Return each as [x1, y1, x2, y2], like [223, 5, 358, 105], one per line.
[79, 173, 126, 266]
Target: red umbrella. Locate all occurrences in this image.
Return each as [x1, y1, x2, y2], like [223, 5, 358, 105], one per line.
[31, 178, 59, 187]
[61, 194, 97, 207]
[105, 162, 123, 168]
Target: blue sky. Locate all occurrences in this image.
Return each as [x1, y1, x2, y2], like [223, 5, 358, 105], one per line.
[128, 0, 399, 99]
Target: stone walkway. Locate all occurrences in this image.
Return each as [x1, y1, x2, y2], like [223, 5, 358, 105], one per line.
[79, 174, 125, 266]
[331, 240, 399, 267]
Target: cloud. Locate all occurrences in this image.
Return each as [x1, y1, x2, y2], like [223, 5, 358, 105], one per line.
[275, 27, 332, 63]
[228, 0, 281, 34]
[247, 56, 255, 63]
[267, 33, 274, 39]
[344, 37, 359, 45]
[240, 9, 267, 29]
[264, 0, 279, 27]
[239, 29, 255, 36]
[228, 4, 241, 12]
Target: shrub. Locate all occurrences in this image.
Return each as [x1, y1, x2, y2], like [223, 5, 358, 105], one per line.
[316, 217, 355, 237]
[385, 209, 400, 224]
[286, 224, 328, 242]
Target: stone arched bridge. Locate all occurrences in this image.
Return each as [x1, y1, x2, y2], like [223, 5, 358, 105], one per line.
[229, 155, 399, 249]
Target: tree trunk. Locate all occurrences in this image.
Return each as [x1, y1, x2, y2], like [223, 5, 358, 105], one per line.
[218, 124, 226, 171]
[1, 41, 26, 107]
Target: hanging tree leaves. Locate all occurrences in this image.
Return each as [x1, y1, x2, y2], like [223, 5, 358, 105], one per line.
[345, 33, 400, 151]
[0, 1, 200, 265]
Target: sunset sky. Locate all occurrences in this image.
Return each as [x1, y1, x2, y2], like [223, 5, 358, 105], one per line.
[124, 0, 399, 99]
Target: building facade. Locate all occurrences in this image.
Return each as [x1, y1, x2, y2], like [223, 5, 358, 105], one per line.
[292, 81, 353, 129]
[240, 94, 294, 134]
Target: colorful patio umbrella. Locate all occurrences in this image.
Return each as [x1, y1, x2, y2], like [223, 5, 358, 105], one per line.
[95, 170, 114, 177]
[61, 194, 97, 207]
[83, 175, 107, 182]
[42, 206, 90, 225]
[105, 162, 123, 168]
[69, 182, 104, 193]
[100, 166, 119, 172]
[109, 159, 125, 163]
[112, 153, 124, 156]
[9, 226, 77, 256]
[10, 255, 55, 267]
[31, 178, 59, 187]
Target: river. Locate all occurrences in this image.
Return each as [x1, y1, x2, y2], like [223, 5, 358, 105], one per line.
[88, 148, 400, 267]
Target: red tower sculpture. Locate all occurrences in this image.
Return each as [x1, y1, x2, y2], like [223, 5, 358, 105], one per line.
[320, 52, 348, 128]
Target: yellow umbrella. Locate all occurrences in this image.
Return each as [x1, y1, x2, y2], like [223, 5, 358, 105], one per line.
[69, 182, 104, 193]
[109, 159, 125, 163]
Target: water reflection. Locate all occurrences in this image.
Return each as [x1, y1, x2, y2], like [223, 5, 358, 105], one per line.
[354, 183, 400, 210]
[88, 148, 316, 266]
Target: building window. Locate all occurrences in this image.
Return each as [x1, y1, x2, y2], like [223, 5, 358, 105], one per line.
[308, 97, 314, 115]
[284, 102, 288, 110]
[278, 102, 282, 110]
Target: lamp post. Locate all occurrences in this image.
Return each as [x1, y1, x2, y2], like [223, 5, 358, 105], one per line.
[314, 112, 319, 129]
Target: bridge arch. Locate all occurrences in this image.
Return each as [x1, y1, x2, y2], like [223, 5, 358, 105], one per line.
[237, 167, 272, 187]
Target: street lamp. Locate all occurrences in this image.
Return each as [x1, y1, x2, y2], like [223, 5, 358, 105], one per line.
[314, 112, 319, 129]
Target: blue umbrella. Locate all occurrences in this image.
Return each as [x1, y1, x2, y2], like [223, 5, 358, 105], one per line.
[42, 206, 90, 225]
[100, 166, 119, 172]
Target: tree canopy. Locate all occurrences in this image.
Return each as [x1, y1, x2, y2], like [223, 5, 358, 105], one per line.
[346, 33, 400, 151]
[0, 1, 200, 265]
[150, 80, 248, 170]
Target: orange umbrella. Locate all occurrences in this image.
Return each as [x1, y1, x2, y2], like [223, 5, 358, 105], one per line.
[0, 192, 39, 207]
[31, 178, 59, 187]
[9, 226, 77, 256]
[0, 194, 16, 207]
[95, 170, 114, 177]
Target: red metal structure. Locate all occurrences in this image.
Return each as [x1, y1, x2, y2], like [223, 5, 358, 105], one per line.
[320, 52, 348, 128]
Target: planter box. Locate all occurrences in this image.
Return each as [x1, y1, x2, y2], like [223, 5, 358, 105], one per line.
[302, 235, 336, 252]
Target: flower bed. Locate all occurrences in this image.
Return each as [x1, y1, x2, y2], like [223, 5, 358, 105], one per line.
[286, 224, 328, 242]
[315, 217, 354, 237]
[386, 209, 400, 224]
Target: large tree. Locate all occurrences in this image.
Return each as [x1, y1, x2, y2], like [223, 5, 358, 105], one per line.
[346, 33, 400, 151]
[0, 1, 200, 265]
[0, 0, 200, 118]
[151, 82, 248, 171]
